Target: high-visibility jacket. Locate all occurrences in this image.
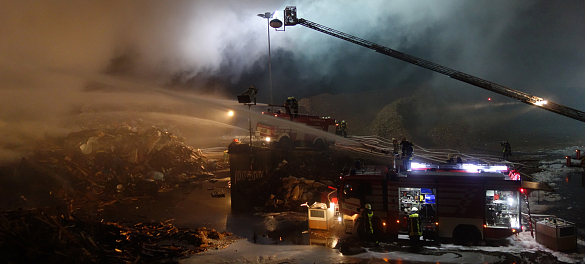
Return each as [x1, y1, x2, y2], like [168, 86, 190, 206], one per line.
[362, 209, 374, 234]
[408, 213, 422, 236]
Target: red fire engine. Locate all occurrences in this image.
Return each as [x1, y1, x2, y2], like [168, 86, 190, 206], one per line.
[255, 112, 337, 149]
[339, 161, 522, 245]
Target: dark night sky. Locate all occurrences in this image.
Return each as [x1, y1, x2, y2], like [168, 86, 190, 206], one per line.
[0, 0, 584, 159]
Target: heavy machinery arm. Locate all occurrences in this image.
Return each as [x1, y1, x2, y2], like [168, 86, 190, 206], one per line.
[282, 7, 585, 122]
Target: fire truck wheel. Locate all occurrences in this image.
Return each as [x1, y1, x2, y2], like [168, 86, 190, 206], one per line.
[453, 225, 480, 246]
[279, 137, 294, 150]
[313, 139, 325, 150]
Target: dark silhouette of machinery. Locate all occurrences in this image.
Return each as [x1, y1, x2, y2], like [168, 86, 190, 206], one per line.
[270, 6, 585, 123]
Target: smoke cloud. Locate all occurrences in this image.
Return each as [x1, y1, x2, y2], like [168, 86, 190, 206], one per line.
[0, 0, 584, 160]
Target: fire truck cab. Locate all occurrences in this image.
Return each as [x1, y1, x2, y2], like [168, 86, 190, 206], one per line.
[339, 161, 522, 245]
[256, 112, 337, 149]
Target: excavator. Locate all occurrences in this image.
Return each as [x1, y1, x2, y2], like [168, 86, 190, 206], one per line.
[270, 6, 585, 123]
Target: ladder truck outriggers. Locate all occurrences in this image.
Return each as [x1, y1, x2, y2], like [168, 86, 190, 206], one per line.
[339, 161, 522, 245]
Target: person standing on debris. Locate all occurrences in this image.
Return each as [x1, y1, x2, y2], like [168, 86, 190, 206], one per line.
[360, 204, 377, 246]
[501, 140, 512, 161]
[408, 207, 422, 247]
[340, 120, 348, 138]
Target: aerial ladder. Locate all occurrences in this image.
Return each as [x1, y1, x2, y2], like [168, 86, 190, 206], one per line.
[275, 6, 585, 123]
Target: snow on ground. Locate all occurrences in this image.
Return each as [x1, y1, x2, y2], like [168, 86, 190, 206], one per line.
[183, 238, 502, 264]
[441, 232, 585, 264]
[182, 232, 585, 264]
[531, 159, 583, 183]
[182, 145, 585, 264]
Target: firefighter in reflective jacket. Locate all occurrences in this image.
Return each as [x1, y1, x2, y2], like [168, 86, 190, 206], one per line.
[360, 204, 377, 245]
[408, 207, 422, 246]
[340, 120, 347, 138]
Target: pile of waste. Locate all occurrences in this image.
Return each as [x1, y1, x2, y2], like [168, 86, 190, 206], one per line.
[264, 176, 335, 210]
[0, 208, 232, 264]
[2, 125, 215, 214]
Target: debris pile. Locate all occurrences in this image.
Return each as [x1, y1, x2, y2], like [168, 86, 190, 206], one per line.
[264, 176, 335, 210]
[4, 125, 214, 214]
[0, 208, 232, 264]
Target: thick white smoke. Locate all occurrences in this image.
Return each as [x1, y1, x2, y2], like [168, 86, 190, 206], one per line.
[0, 0, 584, 161]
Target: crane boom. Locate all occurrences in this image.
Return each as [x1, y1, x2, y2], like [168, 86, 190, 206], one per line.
[282, 7, 585, 122]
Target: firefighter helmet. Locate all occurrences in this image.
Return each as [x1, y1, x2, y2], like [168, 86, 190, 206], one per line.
[365, 204, 371, 210]
[411, 207, 418, 212]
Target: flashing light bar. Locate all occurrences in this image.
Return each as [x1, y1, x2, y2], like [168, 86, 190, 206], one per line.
[410, 162, 509, 173]
[534, 100, 548, 106]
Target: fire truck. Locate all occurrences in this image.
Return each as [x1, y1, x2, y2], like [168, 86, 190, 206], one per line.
[339, 161, 522, 245]
[255, 111, 337, 149]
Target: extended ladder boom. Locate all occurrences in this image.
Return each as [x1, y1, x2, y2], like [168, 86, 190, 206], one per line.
[286, 13, 585, 122]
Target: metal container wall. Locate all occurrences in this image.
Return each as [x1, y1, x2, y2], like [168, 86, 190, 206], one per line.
[535, 218, 577, 252]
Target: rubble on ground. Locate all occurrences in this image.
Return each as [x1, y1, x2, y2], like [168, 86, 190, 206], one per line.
[1, 125, 215, 215]
[0, 208, 233, 264]
[264, 176, 335, 210]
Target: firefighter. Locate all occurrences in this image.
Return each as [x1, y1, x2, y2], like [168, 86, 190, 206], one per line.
[408, 207, 422, 247]
[284, 97, 292, 115]
[400, 138, 414, 171]
[501, 140, 512, 161]
[392, 138, 399, 156]
[360, 203, 377, 245]
[456, 155, 463, 164]
[400, 138, 414, 157]
[340, 120, 347, 138]
[223, 150, 229, 163]
[290, 96, 299, 115]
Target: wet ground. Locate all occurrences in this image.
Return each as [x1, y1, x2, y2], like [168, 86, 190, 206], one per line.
[95, 147, 585, 263]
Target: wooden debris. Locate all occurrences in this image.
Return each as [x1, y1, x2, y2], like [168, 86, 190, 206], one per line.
[0, 208, 232, 264]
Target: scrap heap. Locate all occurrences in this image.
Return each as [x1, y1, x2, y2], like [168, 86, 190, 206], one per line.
[3, 125, 213, 215]
[0, 125, 233, 263]
[0, 208, 232, 263]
